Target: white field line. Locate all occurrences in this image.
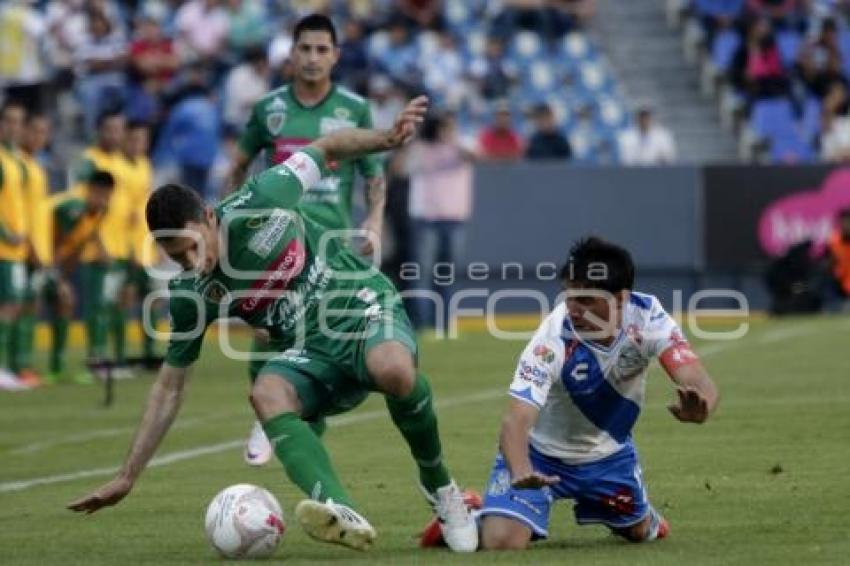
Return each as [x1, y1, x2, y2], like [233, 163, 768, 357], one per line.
[756, 324, 817, 345]
[0, 326, 819, 494]
[7, 415, 225, 456]
[0, 390, 503, 493]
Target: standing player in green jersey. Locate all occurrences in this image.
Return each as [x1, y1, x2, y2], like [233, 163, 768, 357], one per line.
[226, 14, 389, 467]
[68, 97, 479, 553]
[226, 14, 385, 246]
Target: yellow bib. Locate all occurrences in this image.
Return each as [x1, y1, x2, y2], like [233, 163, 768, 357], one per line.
[19, 152, 52, 265]
[77, 147, 133, 262]
[0, 147, 28, 261]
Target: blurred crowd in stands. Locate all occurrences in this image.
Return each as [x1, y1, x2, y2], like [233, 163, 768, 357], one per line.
[0, 0, 633, 181]
[687, 0, 850, 162]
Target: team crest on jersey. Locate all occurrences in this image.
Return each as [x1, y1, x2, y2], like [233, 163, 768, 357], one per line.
[246, 214, 268, 229]
[334, 107, 351, 120]
[269, 96, 287, 111]
[533, 344, 555, 364]
[201, 280, 230, 303]
[266, 112, 286, 136]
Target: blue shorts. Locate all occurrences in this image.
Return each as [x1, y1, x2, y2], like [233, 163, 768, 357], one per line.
[479, 443, 650, 539]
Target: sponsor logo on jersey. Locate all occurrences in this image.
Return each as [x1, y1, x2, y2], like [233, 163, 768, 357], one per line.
[266, 112, 286, 136]
[262, 256, 333, 331]
[364, 304, 383, 323]
[319, 117, 356, 135]
[615, 344, 646, 381]
[240, 238, 305, 314]
[533, 344, 555, 364]
[356, 287, 377, 304]
[220, 190, 253, 214]
[517, 359, 548, 387]
[488, 469, 511, 496]
[334, 107, 351, 120]
[274, 348, 311, 364]
[247, 209, 295, 257]
[272, 137, 312, 164]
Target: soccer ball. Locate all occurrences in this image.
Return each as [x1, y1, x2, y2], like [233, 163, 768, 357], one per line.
[204, 484, 285, 559]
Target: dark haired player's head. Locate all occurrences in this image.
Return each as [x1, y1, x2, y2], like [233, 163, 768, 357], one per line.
[22, 112, 51, 154]
[419, 112, 455, 144]
[86, 170, 115, 213]
[146, 184, 219, 274]
[125, 120, 150, 157]
[96, 110, 126, 151]
[560, 237, 636, 342]
[292, 14, 339, 86]
[0, 99, 26, 146]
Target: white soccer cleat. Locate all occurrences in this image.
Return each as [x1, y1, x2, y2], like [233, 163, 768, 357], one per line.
[0, 368, 29, 391]
[295, 499, 377, 551]
[243, 421, 273, 467]
[421, 480, 479, 553]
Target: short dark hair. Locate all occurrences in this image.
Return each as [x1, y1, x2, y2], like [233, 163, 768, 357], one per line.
[293, 13, 338, 46]
[1, 99, 25, 116]
[25, 112, 48, 125]
[146, 183, 205, 237]
[89, 170, 115, 189]
[560, 237, 635, 293]
[97, 110, 124, 129]
[127, 120, 150, 131]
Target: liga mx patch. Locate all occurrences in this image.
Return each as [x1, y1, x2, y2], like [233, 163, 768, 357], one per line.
[247, 209, 294, 257]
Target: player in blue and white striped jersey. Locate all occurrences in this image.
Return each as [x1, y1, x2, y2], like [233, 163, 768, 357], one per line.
[477, 237, 719, 550]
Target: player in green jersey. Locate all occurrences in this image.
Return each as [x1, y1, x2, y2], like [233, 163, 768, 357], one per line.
[227, 14, 389, 467]
[68, 97, 479, 553]
[227, 14, 385, 249]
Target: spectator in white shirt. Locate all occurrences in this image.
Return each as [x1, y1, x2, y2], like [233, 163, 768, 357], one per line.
[0, 0, 48, 113]
[175, 0, 229, 62]
[74, 7, 127, 139]
[618, 106, 678, 165]
[222, 46, 269, 132]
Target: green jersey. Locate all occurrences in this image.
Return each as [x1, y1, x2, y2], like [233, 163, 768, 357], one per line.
[237, 84, 383, 231]
[164, 148, 397, 368]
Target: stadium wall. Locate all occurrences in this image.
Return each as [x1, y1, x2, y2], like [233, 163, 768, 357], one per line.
[440, 163, 850, 312]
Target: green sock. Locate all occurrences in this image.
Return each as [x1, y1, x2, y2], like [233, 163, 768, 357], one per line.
[110, 305, 126, 363]
[0, 319, 9, 367]
[87, 308, 107, 359]
[10, 312, 35, 372]
[308, 418, 327, 438]
[51, 317, 68, 373]
[143, 313, 156, 358]
[385, 373, 451, 493]
[262, 412, 354, 507]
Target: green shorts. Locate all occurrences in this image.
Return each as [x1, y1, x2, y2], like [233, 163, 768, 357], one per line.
[251, 295, 418, 420]
[0, 260, 26, 304]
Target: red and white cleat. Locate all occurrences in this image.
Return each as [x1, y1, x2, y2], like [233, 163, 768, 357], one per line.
[419, 489, 482, 549]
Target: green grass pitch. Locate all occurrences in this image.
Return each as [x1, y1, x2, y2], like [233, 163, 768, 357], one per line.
[1, 315, 849, 565]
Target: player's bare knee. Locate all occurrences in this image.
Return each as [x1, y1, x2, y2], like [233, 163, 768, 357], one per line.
[480, 517, 531, 551]
[615, 518, 651, 543]
[367, 347, 416, 397]
[250, 376, 302, 420]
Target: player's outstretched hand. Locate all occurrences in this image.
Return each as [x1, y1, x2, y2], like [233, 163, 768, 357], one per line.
[511, 471, 560, 490]
[668, 386, 710, 424]
[67, 476, 133, 514]
[387, 96, 429, 148]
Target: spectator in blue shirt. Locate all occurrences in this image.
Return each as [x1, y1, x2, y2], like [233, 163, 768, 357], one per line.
[154, 75, 220, 201]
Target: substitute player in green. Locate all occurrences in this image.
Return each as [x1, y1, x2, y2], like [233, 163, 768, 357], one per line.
[68, 97, 479, 553]
[227, 13, 389, 467]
